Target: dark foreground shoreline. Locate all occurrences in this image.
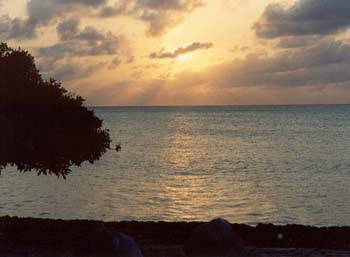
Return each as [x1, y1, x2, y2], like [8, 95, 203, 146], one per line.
[1, 216, 350, 257]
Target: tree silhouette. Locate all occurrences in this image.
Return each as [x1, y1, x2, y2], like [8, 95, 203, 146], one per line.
[0, 42, 111, 178]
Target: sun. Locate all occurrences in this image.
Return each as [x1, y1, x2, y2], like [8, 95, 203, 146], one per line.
[177, 54, 189, 62]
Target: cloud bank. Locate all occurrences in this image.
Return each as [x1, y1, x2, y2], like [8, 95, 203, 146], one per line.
[99, 0, 204, 36]
[0, 0, 203, 39]
[254, 0, 350, 38]
[0, 0, 108, 39]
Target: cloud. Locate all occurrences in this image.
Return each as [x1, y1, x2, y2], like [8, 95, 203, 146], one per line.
[108, 57, 122, 69]
[276, 36, 325, 49]
[36, 18, 130, 81]
[139, 11, 184, 36]
[0, 0, 203, 39]
[0, 0, 108, 39]
[145, 39, 350, 94]
[37, 50, 105, 81]
[99, 1, 136, 16]
[100, 0, 203, 16]
[67, 36, 350, 106]
[26, 0, 107, 23]
[56, 17, 80, 40]
[149, 42, 213, 59]
[49, 61, 102, 81]
[38, 34, 123, 59]
[99, 0, 204, 36]
[137, 0, 203, 11]
[39, 18, 125, 60]
[0, 15, 37, 39]
[254, 0, 350, 38]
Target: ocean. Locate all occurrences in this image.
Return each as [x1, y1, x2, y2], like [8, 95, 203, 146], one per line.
[1, 105, 349, 226]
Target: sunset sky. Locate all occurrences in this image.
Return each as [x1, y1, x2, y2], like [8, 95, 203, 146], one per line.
[1, 0, 350, 105]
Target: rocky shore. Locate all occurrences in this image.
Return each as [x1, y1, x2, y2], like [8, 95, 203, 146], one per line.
[0, 216, 349, 257]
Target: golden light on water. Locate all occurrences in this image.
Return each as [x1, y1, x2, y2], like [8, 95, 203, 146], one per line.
[163, 112, 202, 169]
[155, 112, 280, 222]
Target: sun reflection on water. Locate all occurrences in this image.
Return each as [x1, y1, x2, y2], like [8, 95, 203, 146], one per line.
[163, 112, 204, 170]
[157, 112, 277, 222]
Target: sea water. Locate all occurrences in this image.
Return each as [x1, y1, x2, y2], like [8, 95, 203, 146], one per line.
[1, 105, 349, 226]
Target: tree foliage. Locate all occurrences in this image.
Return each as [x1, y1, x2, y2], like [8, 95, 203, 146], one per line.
[0, 42, 111, 178]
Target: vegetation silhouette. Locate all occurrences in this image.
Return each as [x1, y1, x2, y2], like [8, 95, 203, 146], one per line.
[0, 42, 111, 178]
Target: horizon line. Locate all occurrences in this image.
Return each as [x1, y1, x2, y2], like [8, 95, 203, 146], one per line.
[88, 103, 350, 108]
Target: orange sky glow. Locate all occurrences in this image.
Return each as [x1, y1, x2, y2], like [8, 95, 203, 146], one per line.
[1, 0, 350, 105]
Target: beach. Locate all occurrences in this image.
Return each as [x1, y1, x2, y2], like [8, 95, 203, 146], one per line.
[1, 216, 349, 257]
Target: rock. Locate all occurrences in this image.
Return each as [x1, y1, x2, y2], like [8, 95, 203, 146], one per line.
[277, 233, 284, 240]
[92, 226, 143, 257]
[112, 232, 143, 257]
[184, 218, 244, 257]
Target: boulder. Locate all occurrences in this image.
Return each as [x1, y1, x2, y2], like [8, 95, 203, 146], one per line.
[112, 232, 143, 257]
[184, 218, 244, 257]
[92, 226, 143, 257]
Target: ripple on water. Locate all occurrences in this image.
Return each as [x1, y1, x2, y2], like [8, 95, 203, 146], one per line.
[1, 106, 350, 226]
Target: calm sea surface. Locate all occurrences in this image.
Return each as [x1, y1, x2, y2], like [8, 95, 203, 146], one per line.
[1, 105, 350, 226]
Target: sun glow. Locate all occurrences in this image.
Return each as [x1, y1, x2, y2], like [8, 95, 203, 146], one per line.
[177, 54, 190, 62]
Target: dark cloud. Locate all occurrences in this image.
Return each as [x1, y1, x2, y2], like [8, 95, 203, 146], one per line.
[0, 0, 203, 39]
[163, 40, 350, 91]
[99, 2, 137, 17]
[73, 38, 350, 105]
[75, 26, 107, 42]
[0, 15, 37, 39]
[108, 57, 122, 69]
[57, 17, 80, 40]
[40, 41, 100, 58]
[254, 0, 350, 38]
[35, 18, 128, 81]
[140, 11, 183, 36]
[26, 0, 107, 23]
[39, 35, 122, 59]
[276, 36, 324, 49]
[34, 16, 134, 83]
[49, 61, 102, 81]
[150, 42, 213, 59]
[99, 0, 204, 36]
[39, 18, 125, 59]
[137, 0, 203, 11]
[100, 0, 203, 16]
[37, 51, 105, 82]
[0, 0, 108, 39]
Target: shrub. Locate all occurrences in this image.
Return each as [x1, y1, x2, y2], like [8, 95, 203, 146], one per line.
[0, 42, 111, 178]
